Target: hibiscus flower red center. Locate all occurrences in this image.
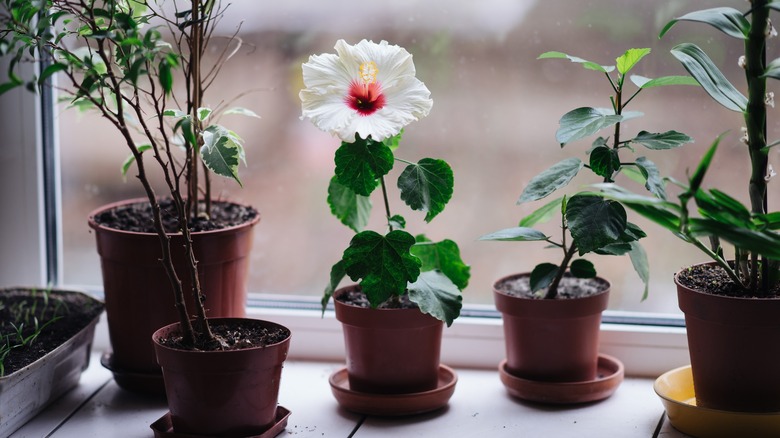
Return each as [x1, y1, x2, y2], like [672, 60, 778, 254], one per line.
[346, 81, 385, 116]
[346, 61, 385, 116]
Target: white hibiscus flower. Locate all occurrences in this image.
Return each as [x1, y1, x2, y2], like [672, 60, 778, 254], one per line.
[300, 39, 433, 143]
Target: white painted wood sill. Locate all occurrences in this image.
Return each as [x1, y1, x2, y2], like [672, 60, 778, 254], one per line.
[10, 350, 689, 438]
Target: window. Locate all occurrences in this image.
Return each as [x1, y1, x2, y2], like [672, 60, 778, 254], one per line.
[5, 0, 742, 374]
[56, 0, 754, 317]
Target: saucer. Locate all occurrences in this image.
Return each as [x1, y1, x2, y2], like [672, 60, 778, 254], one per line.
[655, 365, 780, 438]
[100, 352, 166, 396]
[498, 353, 624, 404]
[150, 406, 291, 438]
[329, 365, 457, 416]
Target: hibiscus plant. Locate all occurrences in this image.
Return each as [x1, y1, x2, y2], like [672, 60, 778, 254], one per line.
[300, 39, 469, 326]
[600, 3, 780, 297]
[480, 48, 695, 300]
[0, 0, 252, 346]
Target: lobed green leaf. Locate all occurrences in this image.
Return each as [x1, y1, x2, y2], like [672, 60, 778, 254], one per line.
[327, 177, 371, 232]
[408, 271, 463, 327]
[411, 236, 471, 290]
[397, 158, 454, 222]
[321, 260, 347, 313]
[566, 194, 627, 255]
[334, 136, 394, 197]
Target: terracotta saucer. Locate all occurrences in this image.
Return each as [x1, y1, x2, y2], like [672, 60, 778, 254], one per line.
[329, 365, 457, 416]
[100, 352, 166, 396]
[655, 365, 780, 438]
[150, 406, 291, 438]
[498, 353, 624, 404]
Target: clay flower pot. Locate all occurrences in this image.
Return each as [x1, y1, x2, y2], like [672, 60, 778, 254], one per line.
[152, 318, 291, 436]
[88, 198, 259, 393]
[333, 285, 443, 394]
[493, 273, 610, 382]
[676, 263, 780, 412]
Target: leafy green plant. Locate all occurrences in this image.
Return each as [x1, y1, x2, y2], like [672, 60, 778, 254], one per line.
[480, 48, 695, 299]
[0, 0, 251, 345]
[600, 2, 780, 297]
[300, 39, 469, 326]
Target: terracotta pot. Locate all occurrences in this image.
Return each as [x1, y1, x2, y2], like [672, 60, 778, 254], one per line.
[494, 273, 610, 382]
[88, 198, 259, 392]
[333, 285, 443, 394]
[676, 263, 780, 412]
[152, 318, 290, 436]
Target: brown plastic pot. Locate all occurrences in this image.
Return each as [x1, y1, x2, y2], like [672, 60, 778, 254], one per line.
[494, 273, 610, 382]
[677, 263, 780, 412]
[88, 199, 259, 392]
[333, 285, 443, 394]
[152, 318, 290, 436]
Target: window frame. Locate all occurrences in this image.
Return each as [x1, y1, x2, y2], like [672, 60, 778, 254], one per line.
[1, 55, 690, 377]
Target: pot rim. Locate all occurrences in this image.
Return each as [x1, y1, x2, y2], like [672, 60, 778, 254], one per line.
[674, 260, 780, 302]
[87, 197, 260, 237]
[492, 272, 611, 300]
[151, 317, 291, 355]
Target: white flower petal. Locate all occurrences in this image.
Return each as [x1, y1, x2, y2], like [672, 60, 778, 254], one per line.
[300, 39, 433, 143]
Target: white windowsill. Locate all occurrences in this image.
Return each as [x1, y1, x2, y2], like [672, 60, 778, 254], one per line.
[10, 351, 690, 437]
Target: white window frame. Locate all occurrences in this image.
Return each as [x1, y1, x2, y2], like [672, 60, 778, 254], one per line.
[0, 57, 690, 378]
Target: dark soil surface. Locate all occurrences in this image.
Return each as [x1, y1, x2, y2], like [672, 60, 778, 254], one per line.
[1, 289, 104, 376]
[93, 198, 258, 233]
[676, 263, 780, 298]
[157, 319, 290, 352]
[496, 273, 609, 299]
[336, 288, 419, 309]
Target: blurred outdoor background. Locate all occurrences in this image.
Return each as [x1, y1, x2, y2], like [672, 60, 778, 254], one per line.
[59, 0, 773, 314]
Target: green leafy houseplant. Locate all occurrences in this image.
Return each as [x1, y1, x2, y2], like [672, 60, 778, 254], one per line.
[480, 48, 695, 300]
[0, 0, 257, 347]
[299, 39, 470, 327]
[600, 3, 780, 296]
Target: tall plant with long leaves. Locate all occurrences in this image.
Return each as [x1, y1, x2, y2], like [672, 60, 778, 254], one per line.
[481, 48, 695, 299]
[0, 0, 254, 346]
[601, 3, 780, 297]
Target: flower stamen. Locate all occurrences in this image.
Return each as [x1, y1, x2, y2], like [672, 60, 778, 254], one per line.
[347, 61, 386, 116]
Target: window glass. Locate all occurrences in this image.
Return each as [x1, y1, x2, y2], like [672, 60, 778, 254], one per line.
[61, 0, 756, 314]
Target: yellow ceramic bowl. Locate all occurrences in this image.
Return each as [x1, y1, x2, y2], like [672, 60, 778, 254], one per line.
[654, 365, 780, 438]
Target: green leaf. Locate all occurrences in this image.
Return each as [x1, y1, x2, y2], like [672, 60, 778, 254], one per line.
[164, 108, 187, 118]
[408, 270, 463, 327]
[670, 43, 747, 112]
[689, 219, 780, 259]
[334, 136, 394, 197]
[327, 176, 371, 232]
[519, 197, 564, 227]
[628, 242, 650, 301]
[201, 125, 244, 185]
[38, 62, 67, 84]
[158, 58, 173, 95]
[397, 158, 454, 222]
[518, 158, 583, 203]
[383, 130, 403, 151]
[197, 107, 212, 121]
[566, 194, 627, 255]
[660, 7, 749, 40]
[538, 51, 615, 73]
[530, 263, 559, 292]
[479, 227, 548, 242]
[411, 238, 470, 290]
[616, 48, 651, 75]
[121, 144, 152, 175]
[342, 230, 421, 306]
[570, 259, 596, 278]
[223, 107, 261, 118]
[557, 107, 642, 145]
[631, 131, 693, 150]
[695, 189, 752, 227]
[594, 243, 632, 256]
[635, 157, 667, 200]
[631, 75, 700, 88]
[589, 146, 621, 179]
[321, 260, 346, 313]
[593, 183, 683, 233]
[689, 135, 722, 194]
[389, 214, 406, 229]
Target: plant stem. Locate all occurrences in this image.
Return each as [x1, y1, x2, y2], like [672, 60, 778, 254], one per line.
[380, 176, 393, 231]
[546, 242, 577, 300]
[745, 0, 770, 295]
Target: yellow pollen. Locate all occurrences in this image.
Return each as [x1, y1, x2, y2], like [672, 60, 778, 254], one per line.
[359, 61, 378, 84]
